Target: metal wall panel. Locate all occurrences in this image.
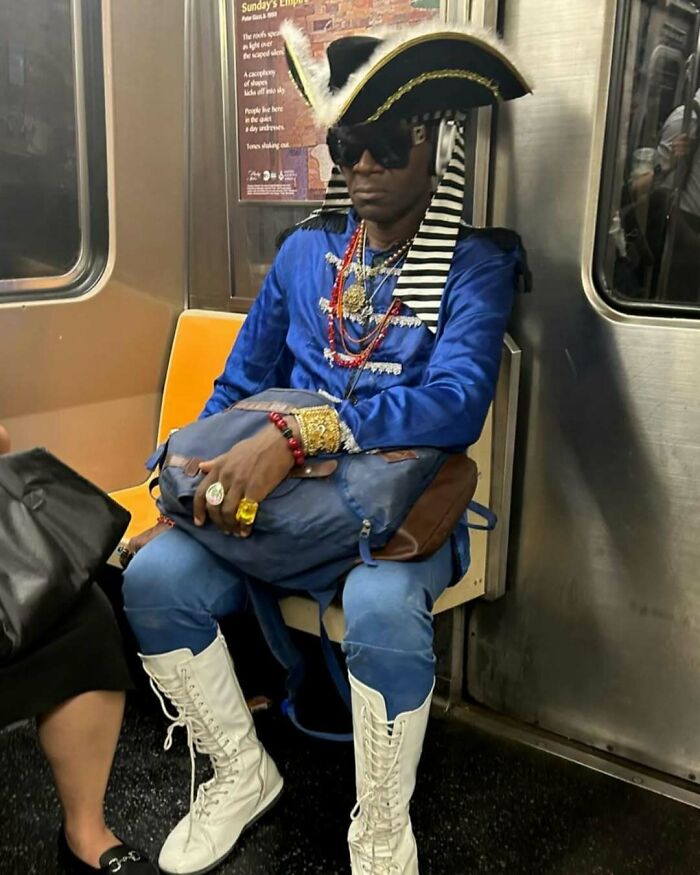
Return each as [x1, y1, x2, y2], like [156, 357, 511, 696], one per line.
[0, 0, 185, 491]
[187, 0, 233, 312]
[468, 0, 700, 781]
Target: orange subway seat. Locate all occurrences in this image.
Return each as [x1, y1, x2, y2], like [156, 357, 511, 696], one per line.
[111, 310, 245, 542]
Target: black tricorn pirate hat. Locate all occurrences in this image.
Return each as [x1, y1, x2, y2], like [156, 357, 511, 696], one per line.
[280, 20, 532, 128]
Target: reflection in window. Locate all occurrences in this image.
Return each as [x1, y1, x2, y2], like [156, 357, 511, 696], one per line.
[602, 0, 700, 310]
[0, 0, 82, 284]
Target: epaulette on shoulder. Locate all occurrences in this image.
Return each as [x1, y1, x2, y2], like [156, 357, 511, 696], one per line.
[458, 224, 532, 293]
[276, 210, 349, 250]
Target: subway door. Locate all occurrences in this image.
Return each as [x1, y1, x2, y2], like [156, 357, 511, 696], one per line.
[469, 0, 700, 783]
[0, 0, 186, 491]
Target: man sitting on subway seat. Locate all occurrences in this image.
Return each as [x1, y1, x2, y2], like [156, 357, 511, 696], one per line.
[122, 21, 530, 875]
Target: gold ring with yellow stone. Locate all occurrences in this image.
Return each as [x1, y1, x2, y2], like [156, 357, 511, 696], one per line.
[235, 497, 259, 527]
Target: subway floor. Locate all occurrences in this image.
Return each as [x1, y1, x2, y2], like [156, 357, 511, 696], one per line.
[3, 679, 700, 875]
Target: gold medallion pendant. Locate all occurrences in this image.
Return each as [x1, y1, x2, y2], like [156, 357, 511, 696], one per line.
[343, 282, 367, 316]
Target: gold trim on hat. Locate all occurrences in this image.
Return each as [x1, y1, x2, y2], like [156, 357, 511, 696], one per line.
[335, 30, 526, 124]
[365, 69, 501, 123]
[284, 37, 317, 112]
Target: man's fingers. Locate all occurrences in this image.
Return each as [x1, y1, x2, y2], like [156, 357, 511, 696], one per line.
[205, 499, 228, 532]
[194, 455, 231, 525]
[118, 545, 134, 569]
[192, 448, 273, 535]
[193, 466, 220, 526]
[219, 483, 244, 533]
[673, 135, 690, 156]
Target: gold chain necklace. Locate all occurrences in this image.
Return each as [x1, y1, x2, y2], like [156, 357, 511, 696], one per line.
[343, 225, 413, 317]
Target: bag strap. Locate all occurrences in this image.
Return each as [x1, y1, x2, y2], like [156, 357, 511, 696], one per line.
[145, 442, 168, 473]
[466, 500, 498, 531]
[315, 587, 353, 712]
[244, 578, 353, 743]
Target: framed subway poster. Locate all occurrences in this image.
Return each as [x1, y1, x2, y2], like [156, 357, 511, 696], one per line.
[234, 0, 441, 203]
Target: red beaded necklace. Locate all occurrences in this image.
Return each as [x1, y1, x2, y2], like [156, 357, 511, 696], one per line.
[327, 223, 402, 370]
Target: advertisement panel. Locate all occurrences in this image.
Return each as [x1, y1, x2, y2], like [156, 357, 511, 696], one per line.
[235, 0, 439, 201]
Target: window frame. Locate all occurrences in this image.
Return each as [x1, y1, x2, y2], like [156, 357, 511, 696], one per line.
[594, 0, 700, 319]
[0, 0, 108, 303]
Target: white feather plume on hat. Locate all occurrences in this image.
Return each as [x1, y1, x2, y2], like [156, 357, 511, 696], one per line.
[280, 18, 532, 129]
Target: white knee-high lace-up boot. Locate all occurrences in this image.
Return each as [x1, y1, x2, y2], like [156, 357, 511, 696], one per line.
[348, 673, 433, 875]
[140, 629, 283, 875]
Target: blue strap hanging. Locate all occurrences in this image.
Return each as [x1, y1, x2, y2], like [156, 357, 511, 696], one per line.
[466, 500, 497, 531]
[244, 577, 353, 743]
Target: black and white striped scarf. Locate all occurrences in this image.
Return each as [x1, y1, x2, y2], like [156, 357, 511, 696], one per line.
[313, 119, 466, 334]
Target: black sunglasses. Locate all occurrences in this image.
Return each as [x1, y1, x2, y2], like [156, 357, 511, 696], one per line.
[326, 121, 428, 170]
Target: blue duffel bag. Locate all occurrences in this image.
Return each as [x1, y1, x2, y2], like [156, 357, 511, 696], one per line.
[147, 388, 455, 583]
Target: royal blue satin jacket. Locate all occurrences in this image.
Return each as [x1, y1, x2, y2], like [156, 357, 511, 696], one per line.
[201, 211, 524, 577]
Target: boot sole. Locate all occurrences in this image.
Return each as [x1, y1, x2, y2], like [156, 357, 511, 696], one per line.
[158, 778, 284, 875]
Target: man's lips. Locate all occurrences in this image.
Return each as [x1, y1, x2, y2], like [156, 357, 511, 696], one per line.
[352, 188, 384, 198]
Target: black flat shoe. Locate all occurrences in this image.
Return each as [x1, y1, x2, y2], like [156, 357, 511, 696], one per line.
[58, 827, 159, 873]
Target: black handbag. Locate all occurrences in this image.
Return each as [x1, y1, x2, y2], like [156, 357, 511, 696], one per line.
[0, 448, 130, 660]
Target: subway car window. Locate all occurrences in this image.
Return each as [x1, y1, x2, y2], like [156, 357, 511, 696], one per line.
[599, 0, 700, 313]
[0, 0, 107, 299]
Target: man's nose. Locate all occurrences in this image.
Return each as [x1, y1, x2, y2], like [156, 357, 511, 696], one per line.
[353, 149, 383, 174]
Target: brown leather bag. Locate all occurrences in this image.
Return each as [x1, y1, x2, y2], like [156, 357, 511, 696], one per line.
[374, 454, 478, 561]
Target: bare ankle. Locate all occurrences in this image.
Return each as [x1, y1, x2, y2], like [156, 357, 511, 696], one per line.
[64, 821, 120, 868]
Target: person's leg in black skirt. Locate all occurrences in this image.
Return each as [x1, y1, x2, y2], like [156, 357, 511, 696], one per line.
[38, 687, 127, 867]
[1, 587, 156, 872]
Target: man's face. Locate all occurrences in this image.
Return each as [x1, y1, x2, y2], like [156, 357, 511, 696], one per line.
[329, 122, 434, 225]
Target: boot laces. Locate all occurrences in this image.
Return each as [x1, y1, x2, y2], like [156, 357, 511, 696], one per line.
[350, 706, 405, 874]
[144, 665, 242, 835]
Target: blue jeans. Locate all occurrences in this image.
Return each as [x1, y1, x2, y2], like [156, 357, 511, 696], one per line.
[122, 528, 458, 719]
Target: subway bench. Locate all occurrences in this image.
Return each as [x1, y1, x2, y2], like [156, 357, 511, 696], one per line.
[110, 309, 518, 700]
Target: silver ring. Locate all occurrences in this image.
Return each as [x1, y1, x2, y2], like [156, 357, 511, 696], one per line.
[205, 481, 225, 507]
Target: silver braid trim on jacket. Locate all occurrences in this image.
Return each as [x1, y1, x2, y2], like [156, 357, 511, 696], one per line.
[339, 419, 362, 454]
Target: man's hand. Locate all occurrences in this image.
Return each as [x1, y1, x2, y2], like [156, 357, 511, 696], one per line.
[671, 133, 692, 163]
[193, 421, 298, 537]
